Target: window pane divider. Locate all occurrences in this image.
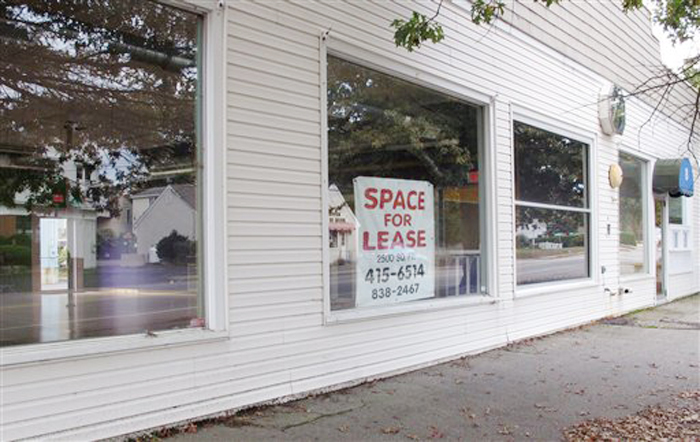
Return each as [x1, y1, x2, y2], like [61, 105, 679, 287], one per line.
[515, 200, 590, 213]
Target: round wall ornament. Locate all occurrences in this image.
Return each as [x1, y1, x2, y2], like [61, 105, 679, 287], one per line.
[599, 84, 626, 136]
[609, 163, 624, 188]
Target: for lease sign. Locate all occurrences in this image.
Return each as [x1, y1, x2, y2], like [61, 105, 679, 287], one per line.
[353, 176, 435, 307]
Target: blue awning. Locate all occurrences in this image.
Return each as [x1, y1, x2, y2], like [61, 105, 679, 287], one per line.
[653, 158, 694, 197]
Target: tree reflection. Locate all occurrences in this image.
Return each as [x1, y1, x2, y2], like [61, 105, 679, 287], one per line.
[327, 55, 480, 199]
[0, 0, 198, 215]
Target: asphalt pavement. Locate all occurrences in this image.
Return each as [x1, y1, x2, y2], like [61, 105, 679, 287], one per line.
[157, 294, 699, 442]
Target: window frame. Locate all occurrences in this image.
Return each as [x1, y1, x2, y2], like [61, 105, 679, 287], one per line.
[320, 35, 499, 324]
[617, 148, 652, 280]
[0, 0, 229, 366]
[512, 110, 598, 297]
[665, 196, 693, 256]
[668, 196, 686, 226]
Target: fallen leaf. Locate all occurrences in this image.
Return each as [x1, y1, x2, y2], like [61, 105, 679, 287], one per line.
[382, 426, 401, 434]
[498, 425, 511, 435]
[428, 426, 444, 439]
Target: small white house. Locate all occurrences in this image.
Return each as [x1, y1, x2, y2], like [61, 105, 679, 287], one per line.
[328, 184, 357, 264]
[132, 184, 197, 257]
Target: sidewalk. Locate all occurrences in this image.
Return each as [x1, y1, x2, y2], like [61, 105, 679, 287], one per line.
[153, 295, 699, 441]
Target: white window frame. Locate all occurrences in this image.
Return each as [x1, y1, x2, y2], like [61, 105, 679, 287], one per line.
[618, 148, 653, 280]
[320, 34, 499, 324]
[0, 0, 229, 367]
[668, 191, 693, 275]
[511, 110, 599, 297]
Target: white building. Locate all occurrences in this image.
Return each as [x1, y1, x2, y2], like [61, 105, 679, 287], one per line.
[132, 184, 197, 257]
[1, 1, 698, 440]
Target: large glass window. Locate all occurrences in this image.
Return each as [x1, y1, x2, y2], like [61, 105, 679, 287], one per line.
[669, 197, 684, 225]
[327, 55, 484, 311]
[0, 1, 202, 347]
[619, 152, 647, 275]
[514, 121, 590, 286]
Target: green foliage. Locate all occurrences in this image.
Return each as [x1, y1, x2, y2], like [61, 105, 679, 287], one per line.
[0, 245, 31, 266]
[471, 0, 506, 25]
[516, 234, 531, 248]
[620, 231, 638, 246]
[58, 246, 69, 267]
[392, 0, 697, 54]
[156, 230, 195, 264]
[649, 0, 700, 43]
[391, 11, 444, 52]
[0, 233, 31, 247]
[327, 55, 479, 192]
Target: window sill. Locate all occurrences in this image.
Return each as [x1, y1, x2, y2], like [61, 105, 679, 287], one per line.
[0, 328, 229, 367]
[325, 295, 497, 325]
[515, 279, 598, 299]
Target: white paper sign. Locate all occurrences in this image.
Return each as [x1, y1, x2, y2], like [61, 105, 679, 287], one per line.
[353, 177, 435, 306]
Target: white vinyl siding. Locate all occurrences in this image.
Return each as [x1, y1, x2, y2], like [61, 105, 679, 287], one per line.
[1, 1, 698, 440]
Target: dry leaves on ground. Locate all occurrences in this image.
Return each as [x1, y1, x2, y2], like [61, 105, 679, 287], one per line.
[563, 391, 700, 441]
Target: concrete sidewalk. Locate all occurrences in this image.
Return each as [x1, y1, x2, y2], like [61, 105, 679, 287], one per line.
[162, 295, 699, 441]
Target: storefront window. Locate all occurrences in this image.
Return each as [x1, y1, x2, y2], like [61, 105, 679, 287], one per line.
[514, 121, 590, 285]
[327, 56, 483, 311]
[619, 153, 647, 275]
[669, 197, 683, 225]
[0, 1, 202, 347]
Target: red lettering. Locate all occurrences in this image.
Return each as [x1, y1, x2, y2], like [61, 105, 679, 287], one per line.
[377, 231, 389, 250]
[417, 230, 426, 247]
[393, 190, 406, 210]
[418, 192, 425, 210]
[363, 229, 427, 250]
[405, 230, 416, 247]
[407, 191, 417, 210]
[362, 231, 375, 250]
[364, 188, 378, 209]
[380, 189, 392, 209]
[391, 231, 405, 249]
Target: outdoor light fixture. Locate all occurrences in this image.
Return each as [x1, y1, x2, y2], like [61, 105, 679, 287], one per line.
[609, 163, 624, 188]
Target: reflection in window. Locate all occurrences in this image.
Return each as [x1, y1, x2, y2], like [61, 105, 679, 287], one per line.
[669, 197, 683, 225]
[0, 1, 202, 347]
[514, 123, 587, 208]
[619, 153, 647, 275]
[327, 56, 483, 311]
[514, 121, 590, 285]
[515, 207, 587, 284]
